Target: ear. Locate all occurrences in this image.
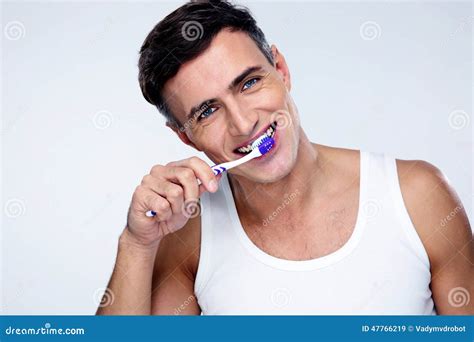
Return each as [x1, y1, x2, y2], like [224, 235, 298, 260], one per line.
[166, 121, 203, 152]
[271, 45, 291, 92]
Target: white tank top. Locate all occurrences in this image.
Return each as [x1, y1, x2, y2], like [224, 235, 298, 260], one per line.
[195, 151, 437, 315]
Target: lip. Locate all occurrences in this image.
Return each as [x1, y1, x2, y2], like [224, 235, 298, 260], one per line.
[232, 121, 276, 153]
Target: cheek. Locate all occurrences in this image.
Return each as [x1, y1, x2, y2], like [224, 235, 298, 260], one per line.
[191, 125, 224, 153]
[255, 83, 288, 112]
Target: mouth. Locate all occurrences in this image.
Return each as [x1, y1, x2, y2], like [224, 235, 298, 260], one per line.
[233, 121, 277, 155]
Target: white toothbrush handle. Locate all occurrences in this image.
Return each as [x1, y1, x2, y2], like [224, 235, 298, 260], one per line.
[211, 148, 261, 175]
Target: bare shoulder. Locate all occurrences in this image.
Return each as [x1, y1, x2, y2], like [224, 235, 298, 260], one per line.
[395, 158, 453, 241]
[395, 158, 473, 313]
[315, 144, 361, 175]
[395, 158, 472, 269]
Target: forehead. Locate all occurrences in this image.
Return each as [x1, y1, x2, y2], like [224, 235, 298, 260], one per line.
[162, 29, 268, 120]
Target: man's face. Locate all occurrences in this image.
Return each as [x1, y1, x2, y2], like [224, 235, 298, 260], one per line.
[163, 29, 300, 183]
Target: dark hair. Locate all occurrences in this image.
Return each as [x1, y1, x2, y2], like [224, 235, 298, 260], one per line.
[138, 0, 274, 128]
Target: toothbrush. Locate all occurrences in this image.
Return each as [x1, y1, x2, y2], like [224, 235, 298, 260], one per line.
[145, 136, 275, 217]
[209, 135, 274, 176]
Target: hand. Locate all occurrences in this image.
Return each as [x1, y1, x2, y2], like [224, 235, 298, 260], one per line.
[125, 157, 222, 247]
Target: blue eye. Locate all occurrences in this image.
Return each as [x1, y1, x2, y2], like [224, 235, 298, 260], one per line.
[199, 106, 217, 120]
[242, 77, 260, 91]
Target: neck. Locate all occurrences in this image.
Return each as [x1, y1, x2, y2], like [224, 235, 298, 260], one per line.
[228, 129, 327, 227]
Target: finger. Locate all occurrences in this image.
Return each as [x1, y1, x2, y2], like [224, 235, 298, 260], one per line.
[134, 186, 172, 221]
[158, 181, 184, 218]
[199, 172, 223, 196]
[159, 167, 199, 203]
[142, 174, 186, 216]
[166, 157, 218, 193]
[143, 170, 198, 203]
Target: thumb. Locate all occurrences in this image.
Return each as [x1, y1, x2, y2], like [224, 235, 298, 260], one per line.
[198, 173, 223, 196]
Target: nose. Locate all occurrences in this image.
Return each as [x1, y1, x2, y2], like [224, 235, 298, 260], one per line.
[226, 100, 258, 136]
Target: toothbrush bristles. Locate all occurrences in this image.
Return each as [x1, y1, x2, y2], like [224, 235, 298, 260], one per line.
[251, 135, 269, 149]
[257, 136, 274, 155]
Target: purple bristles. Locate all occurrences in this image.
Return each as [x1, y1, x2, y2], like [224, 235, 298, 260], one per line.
[257, 136, 275, 155]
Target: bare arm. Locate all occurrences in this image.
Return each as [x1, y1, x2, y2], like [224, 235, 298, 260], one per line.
[96, 157, 219, 315]
[96, 227, 160, 315]
[398, 159, 474, 314]
[150, 216, 201, 315]
[96, 218, 201, 315]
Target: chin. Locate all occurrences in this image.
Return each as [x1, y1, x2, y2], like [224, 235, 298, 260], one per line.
[262, 158, 295, 183]
[235, 151, 295, 184]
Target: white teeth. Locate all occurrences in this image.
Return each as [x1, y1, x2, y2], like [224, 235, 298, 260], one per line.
[236, 122, 276, 154]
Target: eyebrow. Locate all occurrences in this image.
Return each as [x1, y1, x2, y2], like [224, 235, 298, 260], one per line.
[186, 65, 264, 121]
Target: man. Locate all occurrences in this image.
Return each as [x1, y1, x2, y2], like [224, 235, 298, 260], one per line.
[97, 0, 473, 315]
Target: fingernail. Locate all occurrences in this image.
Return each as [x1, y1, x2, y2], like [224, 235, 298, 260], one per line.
[208, 179, 217, 192]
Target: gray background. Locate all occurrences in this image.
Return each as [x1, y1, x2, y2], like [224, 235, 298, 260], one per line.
[2, 0, 472, 314]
